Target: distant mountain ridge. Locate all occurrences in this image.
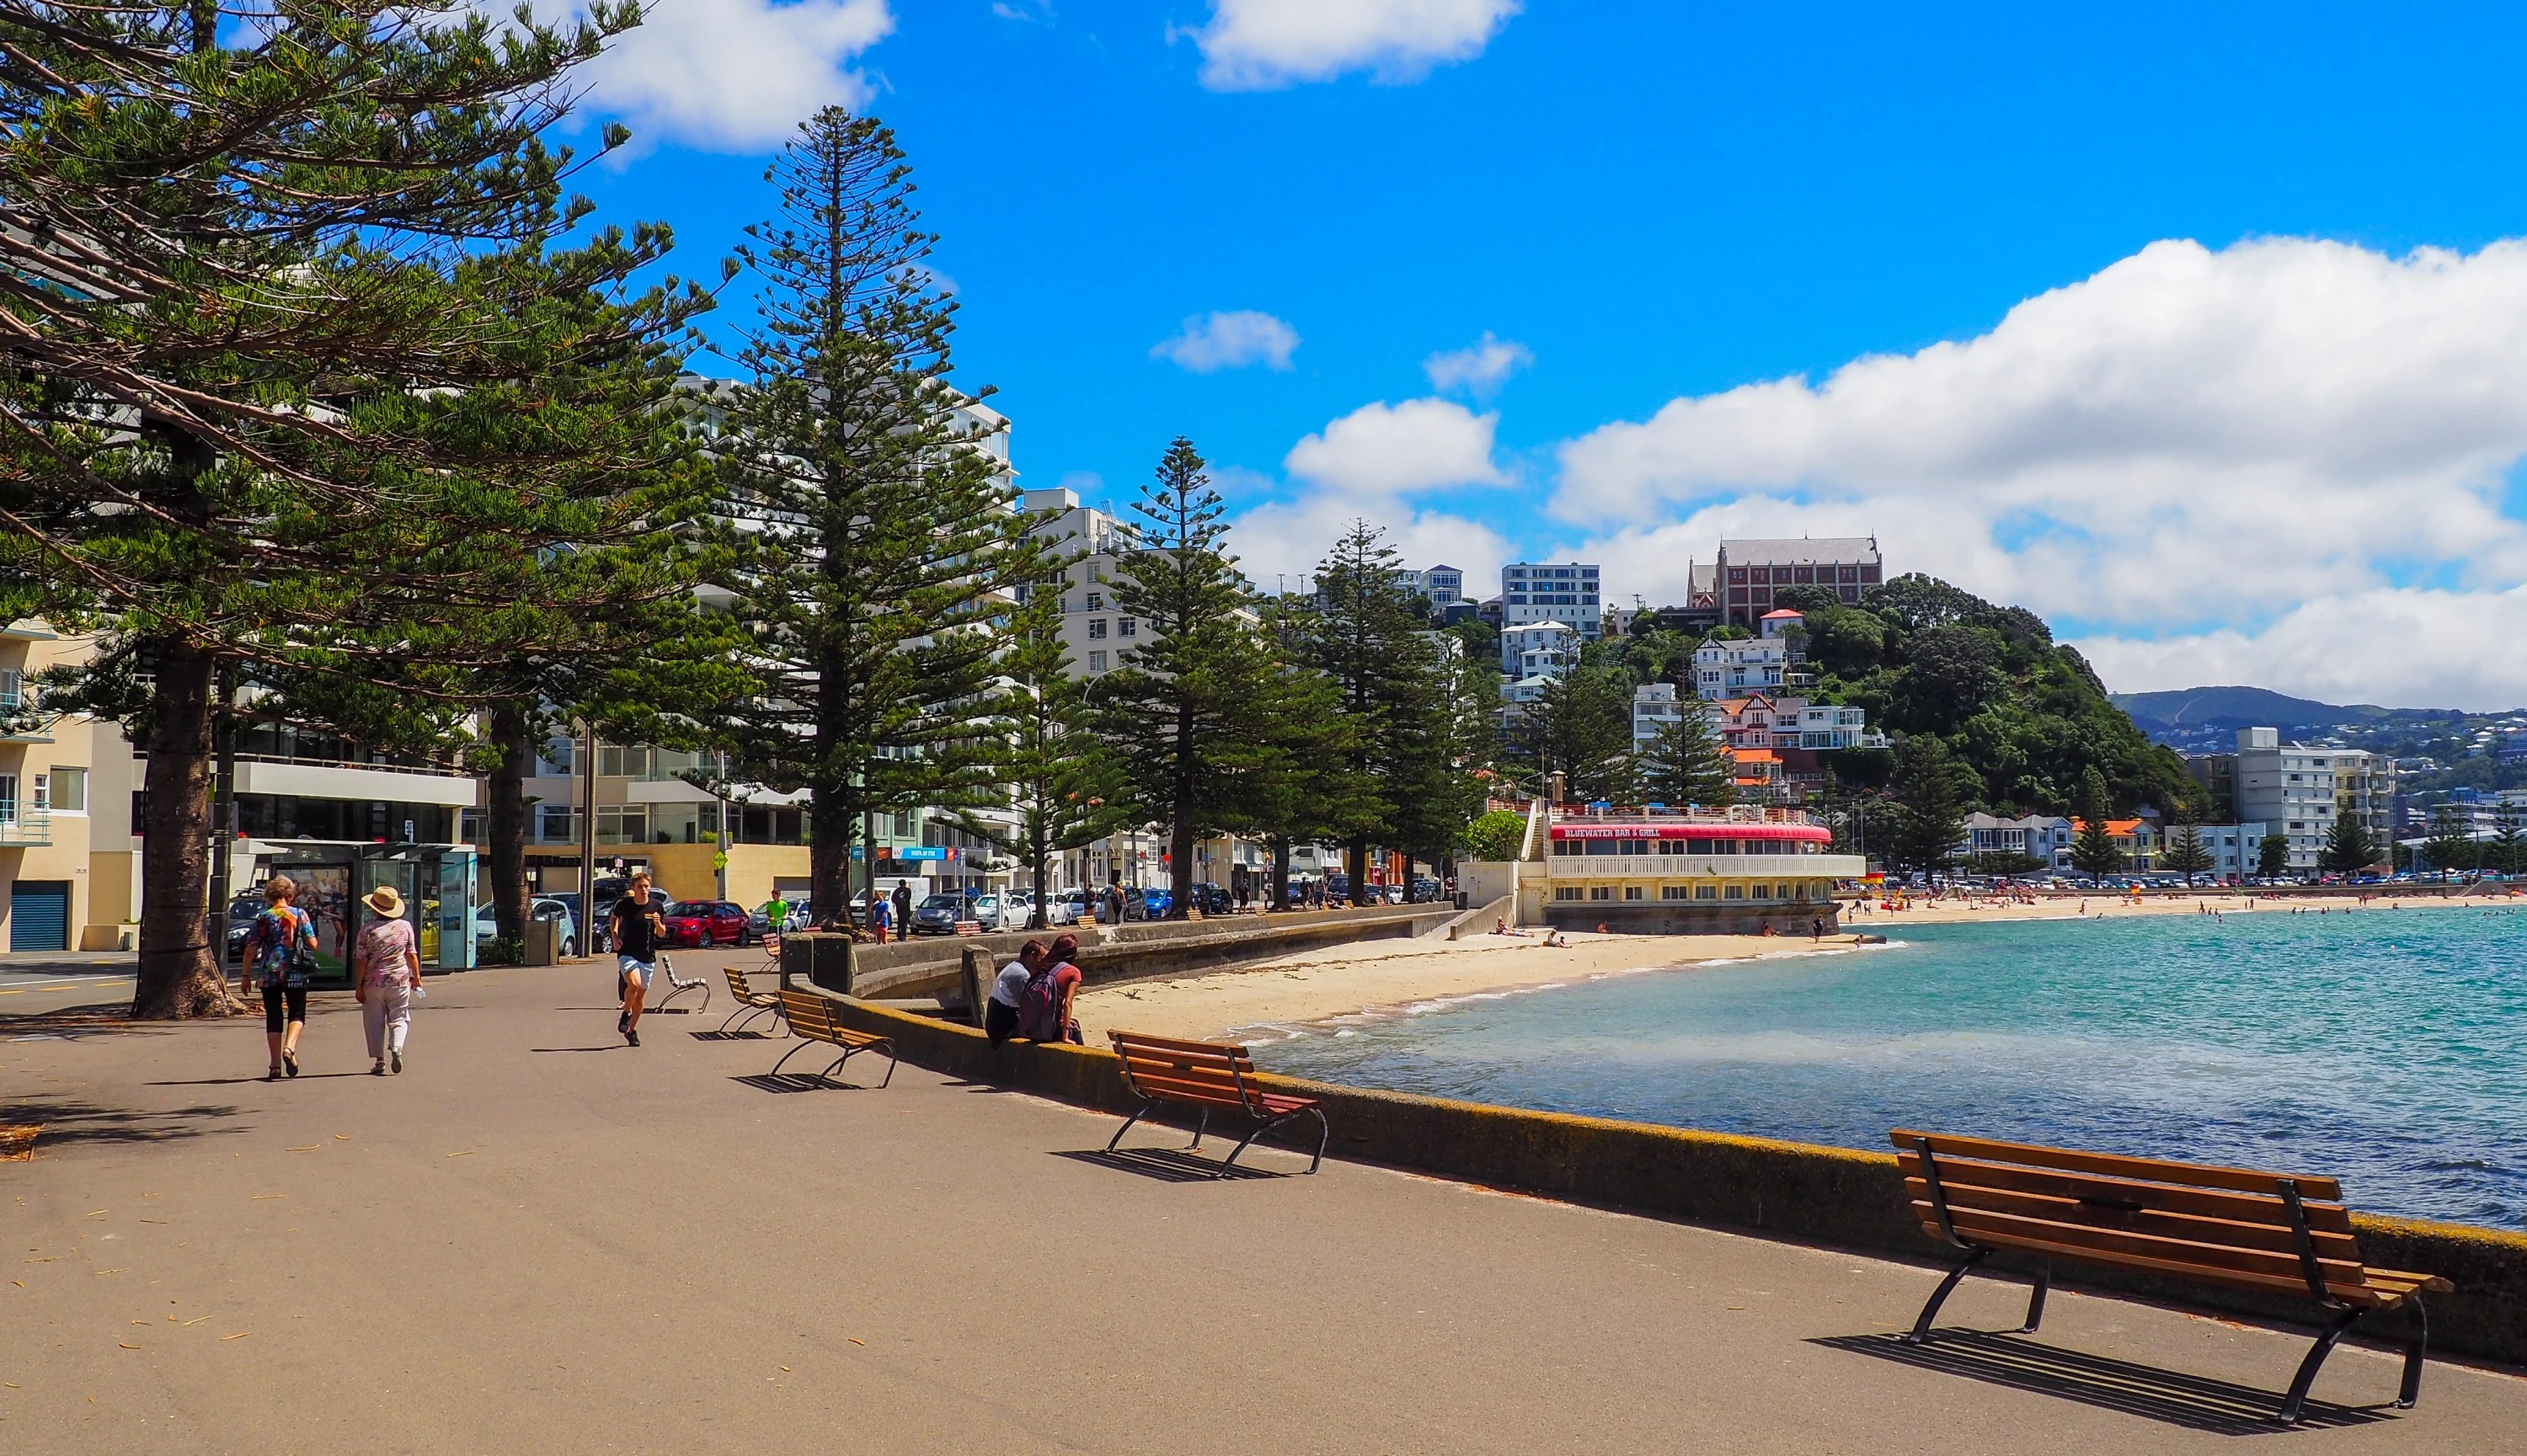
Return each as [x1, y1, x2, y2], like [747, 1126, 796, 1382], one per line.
[2110, 685, 2395, 730]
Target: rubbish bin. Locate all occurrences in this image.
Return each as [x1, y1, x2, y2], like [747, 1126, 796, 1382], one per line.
[524, 919, 558, 967]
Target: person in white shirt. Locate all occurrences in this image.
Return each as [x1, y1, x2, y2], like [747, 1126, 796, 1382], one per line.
[986, 941, 1043, 1048]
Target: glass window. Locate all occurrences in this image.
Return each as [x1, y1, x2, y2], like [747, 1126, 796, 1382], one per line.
[1117, 617, 1136, 638]
[1723, 883, 1743, 899]
[1087, 619, 1108, 639]
[1087, 650, 1108, 673]
[1554, 886, 1582, 901]
[1661, 886, 1689, 900]
[1589, 886, 1611, 900]
[1087, 592, 1103, 611]
[1694, 883, 1716, 900]
[50, 767, 84, 813]
[1623, 886, 1643, 900]
[29, 773, 45, 810]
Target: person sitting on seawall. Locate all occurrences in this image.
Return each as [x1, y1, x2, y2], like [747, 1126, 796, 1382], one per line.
[986, 940, 1043, 1048]
[1023, 934, 1086, 1043]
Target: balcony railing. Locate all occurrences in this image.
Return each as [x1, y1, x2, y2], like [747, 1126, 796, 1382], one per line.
[0, 806, 51, 845]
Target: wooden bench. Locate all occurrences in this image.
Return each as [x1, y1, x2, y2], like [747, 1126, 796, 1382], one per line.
[716, 964, 787, 1036]
[1105, 1031, 1328, 1177]
[772, 989, 897, 1088]
[1892, 1128, 2452, 1423]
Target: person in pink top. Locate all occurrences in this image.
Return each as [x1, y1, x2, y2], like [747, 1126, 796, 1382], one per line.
[354, 885, 425, 1075]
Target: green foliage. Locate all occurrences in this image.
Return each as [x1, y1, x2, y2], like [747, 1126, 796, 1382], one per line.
[2162, 824, 2214, 883]
[2257, 833, 2290, 877]
[953, 557, 1130, 927]
[1093, 438, 1277, 913]
[1460, 809, 1529, 862]
[1770, 573, 2206, 820]
[2069, 768, 2124, 877]
[2319, 812, 2380, 875]
[1506, 664, 1637, 804]
[713, 108, 1034, 918]
[2422, 809, 2480, 875]
[1883, 734, 1978, 876]
[2492, 807, 2525, 877]
[1634, 704, 1735, 808]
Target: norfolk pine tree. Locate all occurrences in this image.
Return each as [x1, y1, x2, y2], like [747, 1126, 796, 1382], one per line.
[2257, 832, 2290, 878]
[1886, 734, 1976, 878]
[952, 552, 1126, 929]
[2070, 768, 2125, 878]
[1636, 701, 1736, 808]
[2162, 824, 2214, 884]
[2319, 808, 2379, 877]
[1301, 522, 1445, 904]
[0, 0, 671, 1016]
[713, 109, 1031, 922]
[1093, 438, 1274, 918]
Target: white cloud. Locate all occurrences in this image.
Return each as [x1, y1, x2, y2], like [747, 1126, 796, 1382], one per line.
[1285, 397, 1508, 494]
[1189, 0, 1520, 90]
[1228, 492, 1515, 598]
[1150, 311, 1301, 372]
[2073, 586, 2527, 712]
[1550, 237, 2527, 705]
[1424, 332, 1532, 397]
[581, 0, 895, 152]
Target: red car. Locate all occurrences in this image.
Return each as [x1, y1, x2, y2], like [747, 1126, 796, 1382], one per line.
[659, 900, 751, 948]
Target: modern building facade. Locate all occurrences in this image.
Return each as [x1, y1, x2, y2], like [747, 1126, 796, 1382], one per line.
[1499, 563, 1602, 653]
[2189, 728, 2397, 872]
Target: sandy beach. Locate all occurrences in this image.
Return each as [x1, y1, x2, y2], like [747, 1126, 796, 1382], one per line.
[1073, 887, 2515, 1045]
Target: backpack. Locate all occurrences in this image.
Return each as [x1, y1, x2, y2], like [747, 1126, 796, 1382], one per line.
[290, 909, 321, 981]
[1018, 967, 1059, 1041]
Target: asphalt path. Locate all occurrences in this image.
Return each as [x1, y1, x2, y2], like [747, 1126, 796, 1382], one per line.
[3, 963, 2524, 1454]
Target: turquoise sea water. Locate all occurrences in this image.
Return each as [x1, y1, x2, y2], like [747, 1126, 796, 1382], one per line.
[1252, 909, 2527, 1229]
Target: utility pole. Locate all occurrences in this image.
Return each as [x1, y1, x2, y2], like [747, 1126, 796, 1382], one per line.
[577, 719, 595, 931]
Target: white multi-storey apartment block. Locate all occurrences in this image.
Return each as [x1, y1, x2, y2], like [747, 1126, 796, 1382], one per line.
[1499, 562, 1601, 665]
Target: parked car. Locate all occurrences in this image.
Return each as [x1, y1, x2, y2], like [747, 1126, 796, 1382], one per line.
[969, 893, 1031, 931]
[1185, 883, 1231, 915]
[658, 899, 750, 949]
[911, 893, 976, 935]
[222, 895, 262, 963]
[472, 898, 581, 957]
[1044, 888, 1087, 925]
[1141, 888, 1174, 919]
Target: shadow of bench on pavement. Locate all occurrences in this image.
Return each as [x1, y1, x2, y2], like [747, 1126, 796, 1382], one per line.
[729, 1072, 879, 1095]
[1810, 1330, 2394, 1434]
[1050, 1147, 1284, 1183]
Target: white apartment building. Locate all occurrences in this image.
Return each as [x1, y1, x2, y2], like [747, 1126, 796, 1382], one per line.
[1023, 485, 1141, 680]
[2226, 728, 2396, 872]
[1632, 682, 1687, 749]
[1500, 621, 1578, 682]
[1694, 636, 1788, 701]
[1499, 562, 1602, 666]
[2168, 822, 2277, 880]
[1959, 813, 2075, 870]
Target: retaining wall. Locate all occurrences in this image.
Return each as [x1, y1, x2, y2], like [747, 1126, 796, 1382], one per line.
[814, 990, 2527, 1370]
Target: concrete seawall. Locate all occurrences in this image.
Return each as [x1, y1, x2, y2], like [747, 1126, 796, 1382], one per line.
[816, 991, 2527, 1370]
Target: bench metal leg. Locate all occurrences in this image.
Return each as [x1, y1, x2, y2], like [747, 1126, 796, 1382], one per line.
[1105, 1098, 1152, 1154]
[1187, 1107, 1210, 1150]
[2277, 1306, 2363, 1425]
[717, 1000, 778, 1036]
[2398, 1295, 2428, 1409]
[820, 1043, 898, 1089]
[1215, 1108, 1328, 1178]
[1904, 1247, 1988, 1345]
[770, 1038, 815, 1077]
[2022, 1259, 2050, 1333]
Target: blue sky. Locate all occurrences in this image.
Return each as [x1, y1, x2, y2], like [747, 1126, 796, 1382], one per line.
[564, 2, 2527, 708]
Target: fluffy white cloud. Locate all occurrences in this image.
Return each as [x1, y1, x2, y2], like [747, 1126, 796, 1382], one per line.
[1150, 310, 1301, 372]
[1189, 0, 1520, 90]
[1424, 332, 1533, 397]
[1552, 237, 2527, 704]
[1285, 397, 1508, 494]
[1227, 491, 1516, 598]
[580, 0, 894, 152]
[2073, 586, 2527, 712]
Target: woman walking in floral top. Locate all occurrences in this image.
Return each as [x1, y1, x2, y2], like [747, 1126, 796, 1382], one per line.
[236, 877, 316, 1081]
[354, 885, 424, 1075]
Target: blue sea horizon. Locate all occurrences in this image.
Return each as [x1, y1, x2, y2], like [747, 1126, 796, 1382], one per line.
[1253, 907, 2527, 1229]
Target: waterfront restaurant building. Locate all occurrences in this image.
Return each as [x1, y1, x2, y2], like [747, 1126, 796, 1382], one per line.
[1534, 808, 1863, 933]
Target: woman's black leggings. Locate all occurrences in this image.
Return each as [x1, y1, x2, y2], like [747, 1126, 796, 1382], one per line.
[260, 985, 307, 1035]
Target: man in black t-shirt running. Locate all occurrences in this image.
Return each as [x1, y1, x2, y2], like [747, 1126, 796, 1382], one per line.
[610, 871, 667, 1048]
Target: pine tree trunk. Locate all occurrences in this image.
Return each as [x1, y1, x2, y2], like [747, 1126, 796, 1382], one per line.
[1347, 840, 1369, 906]
[131, 637, 228, 1019]
[487, 701, 531, 943]
[809, 781, 856, 932]
[1028, 818, 1049, 931]
[1270, 835, 1290, 912]
[1169, 702, 1195, 918]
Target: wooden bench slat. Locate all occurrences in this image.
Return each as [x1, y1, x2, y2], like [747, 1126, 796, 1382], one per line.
[1920, 1222, 2416, 1308]
[1118, 1073, 1258, 1107]
[1116, 1049, 1249, 1075]
[1921, 1203, 2372, 1287]
[1903, 1177, 2364, 1261]
[1892, 1128, 2343, 1200]
[1111, 1031, 1258, 1059]
[1897, 1153, 2357, 1234]
[1116, 1055, 1249, 1086]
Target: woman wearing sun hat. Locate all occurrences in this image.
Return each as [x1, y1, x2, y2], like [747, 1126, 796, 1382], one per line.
[354, 884, 424, 1075]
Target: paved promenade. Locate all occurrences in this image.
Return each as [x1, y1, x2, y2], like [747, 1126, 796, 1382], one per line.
[6, 964, 2524, 1454]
